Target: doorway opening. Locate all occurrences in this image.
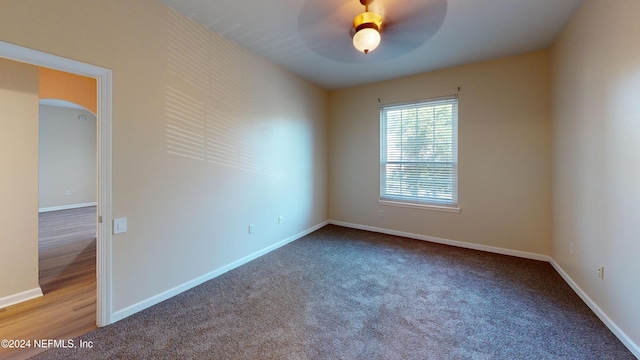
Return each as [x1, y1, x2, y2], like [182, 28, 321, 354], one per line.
[0, 41, 113, 327]
[38, 98, 98, 339]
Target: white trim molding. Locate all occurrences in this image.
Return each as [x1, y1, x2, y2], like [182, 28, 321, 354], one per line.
[329, 220, 550, 262]
[0, 287, 43, 310]
[111, 221, 329, 323]
[550, 259, 640, 358]
[328, 220, 639, 357]
[379, 200, 461, 213]
[39, 202, 97, 213]
[0, 41, 113, 327]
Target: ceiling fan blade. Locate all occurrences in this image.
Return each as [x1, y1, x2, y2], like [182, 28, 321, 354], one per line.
[297, 0, 365, 62]
[381, 0, 447, 48]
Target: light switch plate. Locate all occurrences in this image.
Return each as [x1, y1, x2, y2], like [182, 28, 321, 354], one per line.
[113, 217, 127, 234]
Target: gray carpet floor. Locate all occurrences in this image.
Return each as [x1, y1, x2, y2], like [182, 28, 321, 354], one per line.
[33, 225, 635, 359]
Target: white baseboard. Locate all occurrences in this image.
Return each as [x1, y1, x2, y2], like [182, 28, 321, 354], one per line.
[549, 259, 640, 358]
[328, 220, 639, 358]
[0, 287, 43, 309]
[39, 202, 97, 213]
[329, 220, 551, 262]
[110, 220, 329, 323]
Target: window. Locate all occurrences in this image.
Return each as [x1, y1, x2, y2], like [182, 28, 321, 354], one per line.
[380, 96, 458, 210]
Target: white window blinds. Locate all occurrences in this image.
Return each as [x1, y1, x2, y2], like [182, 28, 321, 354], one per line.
[380, 96, 458, 207]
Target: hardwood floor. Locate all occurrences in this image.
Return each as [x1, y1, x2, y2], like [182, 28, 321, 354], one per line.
[0, 207, 97, 360]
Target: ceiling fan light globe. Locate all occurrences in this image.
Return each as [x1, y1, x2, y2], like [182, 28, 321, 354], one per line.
[353, 27, 381, 54]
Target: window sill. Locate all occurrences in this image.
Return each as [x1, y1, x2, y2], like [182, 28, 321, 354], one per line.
[378, 199, 461, 213]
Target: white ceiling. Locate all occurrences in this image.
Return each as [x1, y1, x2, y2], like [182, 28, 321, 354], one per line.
[158, 0, 583, 90]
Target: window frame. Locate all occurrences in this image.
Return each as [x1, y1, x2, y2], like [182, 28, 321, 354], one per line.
[379, 95, 460, 213]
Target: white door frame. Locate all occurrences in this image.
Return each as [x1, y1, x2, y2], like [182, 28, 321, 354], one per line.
[0, 41, 113, 326]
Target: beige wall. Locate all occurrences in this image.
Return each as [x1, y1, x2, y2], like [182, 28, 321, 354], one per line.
[39, 105, 97, 210]
[551, 0, 640, 349]
[5, 1, 636, 351]
[329, 50, 551, 255]
[0, 1, 328, 314]
[0, 58, 41, 301]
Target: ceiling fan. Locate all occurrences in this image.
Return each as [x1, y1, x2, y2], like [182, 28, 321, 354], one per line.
[298, 0, 447, 62]
[352, 0, 383, 54]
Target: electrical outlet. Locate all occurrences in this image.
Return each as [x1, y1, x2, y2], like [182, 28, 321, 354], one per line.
[379, 210, 384, 217]
[64, 190, 71, 196]
[278, 216, 284, 224]
[597, 266, 604, 280]
[249, 224, 255, 234]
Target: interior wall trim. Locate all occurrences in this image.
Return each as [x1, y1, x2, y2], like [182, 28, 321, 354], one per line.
[0, 287, 43, 310]
[549, 259, 640, 358]
[0, 40, 113, 327]
[110, 220, 330, 323]
[39, 202, 97, 213]
[328, 220, 550, 261]
[328, 219, 639, 357]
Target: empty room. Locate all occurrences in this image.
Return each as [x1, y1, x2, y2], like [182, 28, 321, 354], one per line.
[0, 0, 638, 359]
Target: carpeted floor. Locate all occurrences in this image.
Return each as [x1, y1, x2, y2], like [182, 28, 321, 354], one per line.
[33, 225, 635, 359]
